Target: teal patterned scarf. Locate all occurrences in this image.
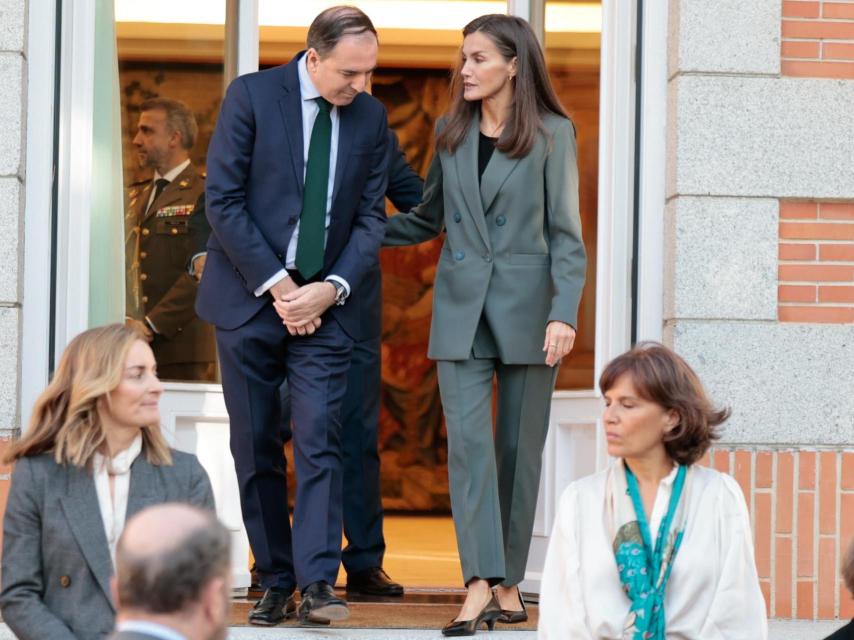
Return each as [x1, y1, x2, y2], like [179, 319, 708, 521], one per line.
[607, 460, 690, 640]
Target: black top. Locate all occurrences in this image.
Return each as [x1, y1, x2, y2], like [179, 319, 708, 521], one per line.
[824, 619, 854, 640]
[478, 132, 497, 183]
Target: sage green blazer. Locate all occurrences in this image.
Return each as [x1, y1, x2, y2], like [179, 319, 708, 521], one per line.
[383, 113, 586, 364]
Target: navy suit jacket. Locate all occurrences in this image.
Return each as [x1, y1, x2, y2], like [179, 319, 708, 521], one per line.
[197, 54, 390, 339]
[356, 130, 424, 341]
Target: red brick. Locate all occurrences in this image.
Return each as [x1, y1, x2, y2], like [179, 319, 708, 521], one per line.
[735, 450, 751, 507]
[760, 580, 772, 617]
[818, 537, 837, 618]
[0, 438, 13, 475]
[755, 493, 772, 579]
[780, 222, 854, 241]
[779, 285, 817, 303]
[824, 42, 854, 61]
[780, 201, 819, 219]
[780, 243, 817, 261]
[819, 452, 838, 535]
[798, 492, 816, 577]
[776, 536, 794, 618]
[779, 306, 854, 324]
[783, 0, 821, 18]
[820, 244, 854, 261]
[782, 59, 854, 79]
[698, 451, 711, 467]
[823, 2, 854, 19]
[841, 583, 854, 619]
[777, 453, 795, 534]
[800, 451, 817, 490]
[713, 449, 731, 474]
[842, 452, 854, 490]
[778, 264, 854, 282]
[797, 580, 815, 619]
[756, 452, 773, 489]
[783, 20, 854, 39]
[782, 40, 821, 59]
[820, 203, 854, 220]
[819, 286, 854, 303]
[842, 493, 854, 550]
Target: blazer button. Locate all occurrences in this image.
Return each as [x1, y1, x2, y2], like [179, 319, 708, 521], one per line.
[288, 217, 297, 226]
[453, 212, 462, 223]
[483, 254, 492, 263]
[141, 228, 150, 236]
[142, 296, 148, 304]
[60, 575, 71, 588]
[276, 253, 283, 260]
[454, 250, 465, 261]
[495, 215, 506, 226]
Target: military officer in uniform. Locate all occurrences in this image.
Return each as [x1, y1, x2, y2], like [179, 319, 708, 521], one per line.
[125, 97, 216, 382]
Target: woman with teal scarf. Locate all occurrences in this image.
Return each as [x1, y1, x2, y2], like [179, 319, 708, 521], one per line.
[538, 343, 767, 639]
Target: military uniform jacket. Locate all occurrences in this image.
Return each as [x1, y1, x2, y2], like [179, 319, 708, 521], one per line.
[126, 164, 215, 366]
[383, 113, 586, 364]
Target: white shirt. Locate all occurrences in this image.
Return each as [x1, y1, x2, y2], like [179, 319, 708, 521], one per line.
[116, 620, 186, 640]
[538, 464, 768, 640]
[254, 53, 349, 299]
[92, 434, 143, 565]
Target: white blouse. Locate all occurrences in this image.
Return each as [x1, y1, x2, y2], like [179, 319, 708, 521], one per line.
[92, 434, 143, 565]
[538, 464, 768, 640]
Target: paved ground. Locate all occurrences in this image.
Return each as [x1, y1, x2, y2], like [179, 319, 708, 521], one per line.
[0, 619, 845, 638]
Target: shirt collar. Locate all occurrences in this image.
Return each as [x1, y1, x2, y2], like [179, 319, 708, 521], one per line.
[154, 158, 191, 184]
[298, 52, 322, 103]
[93, 433, 143, 475]
[116, 620, 187, 640]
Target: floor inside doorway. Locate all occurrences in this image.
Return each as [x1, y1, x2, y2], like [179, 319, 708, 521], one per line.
[230, 514, 539, 630]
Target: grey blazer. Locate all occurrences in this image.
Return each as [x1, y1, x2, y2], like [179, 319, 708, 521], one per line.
[383, 112, 586, 363]
[0, 450, 214, 640]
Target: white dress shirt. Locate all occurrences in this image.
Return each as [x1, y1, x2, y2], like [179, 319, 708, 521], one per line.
[116, 620, 187, 640]
[92, 434, 143, 565]
[254, 53, 349, 299]
[538, 464, 768, 640]
[145, 158, 191, 212]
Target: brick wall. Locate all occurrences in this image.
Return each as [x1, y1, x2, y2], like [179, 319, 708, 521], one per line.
[704, 447, 854, 620]
[782, 1, 854, 77]
[778, 200, 854, 323]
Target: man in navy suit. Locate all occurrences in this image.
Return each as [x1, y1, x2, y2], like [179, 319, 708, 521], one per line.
[278, 129, 423, 598]
[196, 6, 389, 627]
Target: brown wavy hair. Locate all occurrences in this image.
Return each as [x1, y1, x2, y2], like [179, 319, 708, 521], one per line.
[436, 14, 569, 159]
[4, 324, 171, 468]
[598, 342, 730, 466]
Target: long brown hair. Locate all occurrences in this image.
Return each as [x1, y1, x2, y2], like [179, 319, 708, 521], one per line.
[436, 14, 569, 159]
[4, 324, 172, 468]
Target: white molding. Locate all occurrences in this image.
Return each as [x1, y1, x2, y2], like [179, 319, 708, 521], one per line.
[21, 0, 58, 431]
[594, 0, 637, 377]
[55, 0, 96, 352]
[507, 0, 531, 20]
[635, 0, 668, 342]
[237, 0, 259, 76]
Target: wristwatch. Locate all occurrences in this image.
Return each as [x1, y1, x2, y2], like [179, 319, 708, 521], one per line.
[329, 280, 347, 306]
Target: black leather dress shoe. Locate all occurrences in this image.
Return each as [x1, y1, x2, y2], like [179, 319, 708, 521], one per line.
[248, 588, 296, 626]
[345, 567, 404, 597]
[298, 581, 349, 626]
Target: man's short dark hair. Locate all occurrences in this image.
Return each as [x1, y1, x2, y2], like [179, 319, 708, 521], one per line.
[140, 97, 198, 151]
[115, 510, 230, 614]
[306, 6, 378, 58]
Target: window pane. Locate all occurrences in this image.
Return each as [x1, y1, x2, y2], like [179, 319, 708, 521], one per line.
[114, 1, 225, 382]
[545, 1, 602, 390]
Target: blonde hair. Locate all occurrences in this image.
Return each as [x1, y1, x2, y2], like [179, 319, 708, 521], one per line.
[5, 324, 172, 468]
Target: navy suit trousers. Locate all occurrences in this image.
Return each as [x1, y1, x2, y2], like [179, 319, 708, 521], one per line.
[216, 304, 353, 591]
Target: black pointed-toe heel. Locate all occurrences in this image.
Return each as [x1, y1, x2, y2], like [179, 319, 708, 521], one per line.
[498, 586, 529, 624]
[441, 594, 502, 636]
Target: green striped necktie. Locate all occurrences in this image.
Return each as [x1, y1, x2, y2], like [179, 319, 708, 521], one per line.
[296, 97, 332, 280]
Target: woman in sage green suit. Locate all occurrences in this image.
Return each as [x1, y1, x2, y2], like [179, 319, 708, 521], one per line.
[383, 14, 586, 636]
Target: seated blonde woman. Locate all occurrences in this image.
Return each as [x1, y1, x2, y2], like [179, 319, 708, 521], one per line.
[0, 324, 214, 640]
[538, 343, 767, 639]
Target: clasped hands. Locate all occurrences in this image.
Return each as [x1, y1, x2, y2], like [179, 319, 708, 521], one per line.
[271, 277, 337, 336]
